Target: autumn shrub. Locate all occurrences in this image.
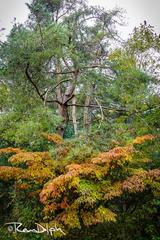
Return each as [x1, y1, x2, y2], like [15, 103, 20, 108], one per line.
[0, 134, 159, 239]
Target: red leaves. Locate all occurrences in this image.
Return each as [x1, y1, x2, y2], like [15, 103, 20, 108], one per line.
[122, 174, 146, 193]
[122, 169, 160, 193]
[60, 197, 69, 209]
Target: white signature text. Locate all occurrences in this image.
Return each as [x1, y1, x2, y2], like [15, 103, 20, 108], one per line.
[5, 222, 65, 236]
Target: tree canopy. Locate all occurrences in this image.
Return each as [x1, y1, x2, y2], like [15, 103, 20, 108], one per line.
[0, 1, 160, 239]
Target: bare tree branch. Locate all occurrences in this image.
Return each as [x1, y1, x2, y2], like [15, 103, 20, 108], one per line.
[48, 64, 111, 76]
[68, 103, 127, 112]
[25, 63, 45, 101]
[95, 97, 104, 120]
[56, 2, 76, 22]
[41, 79, 72, 97]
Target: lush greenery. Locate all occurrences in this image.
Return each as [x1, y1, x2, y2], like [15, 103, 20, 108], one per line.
[0, 0, 160, 239]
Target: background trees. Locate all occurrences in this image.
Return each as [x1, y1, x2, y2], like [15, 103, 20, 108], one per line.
[0, 0, 122, 138]
[1, 10, 159, 148]
[0, 1, 160, 239]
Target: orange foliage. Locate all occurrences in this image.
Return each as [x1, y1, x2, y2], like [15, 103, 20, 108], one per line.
[133, 134, 155, 144]
[41, 133, 63, 145]
[104, 183, 123, 200]
[39, 134, 159, 230]
[147, 169, 160, 179]
[16, 183, 30, 190]
[60, 197, 70, 209]
[0, 151, 55, 184]
[40, 163, 106, 204]
[0, 147, 25, 154]
[122, 174, 146, 193]
[122, 168, 160, 193]
[43, 203, 58, 214]
[0, 134, 159, 231]
[9, 151, 51, 164]
[91, 145, 133, 165]
[0, 166, 24, 181]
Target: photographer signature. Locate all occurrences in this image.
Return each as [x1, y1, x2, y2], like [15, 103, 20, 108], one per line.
[4, 222, 65, 236]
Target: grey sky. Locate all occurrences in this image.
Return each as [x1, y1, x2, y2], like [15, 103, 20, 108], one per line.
[0, 0, 160, 40]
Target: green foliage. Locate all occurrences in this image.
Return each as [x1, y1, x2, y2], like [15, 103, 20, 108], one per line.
[0, 135, 159, 240]
[0, 106, 61, 150]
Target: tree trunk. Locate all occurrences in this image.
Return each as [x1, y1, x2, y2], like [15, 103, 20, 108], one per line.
[55, 63, 68, 137]
[55, 62, 76, 137]
[56, 103, 69, 137]
[84, 94, 91, 134]
[72, 95, 78, 136]
[83, 84, 96, 134]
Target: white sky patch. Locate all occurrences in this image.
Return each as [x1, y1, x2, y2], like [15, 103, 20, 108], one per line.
[0, 0, 160, 41]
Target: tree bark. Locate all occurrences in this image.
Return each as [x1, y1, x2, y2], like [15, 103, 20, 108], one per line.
[72, 94, 78, 136]
[55, 64, 76, 137]
[83, 84, 96, 134]
[84, 94, 92, 134]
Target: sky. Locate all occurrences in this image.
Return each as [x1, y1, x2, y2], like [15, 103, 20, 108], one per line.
[0, 0, 160, 40]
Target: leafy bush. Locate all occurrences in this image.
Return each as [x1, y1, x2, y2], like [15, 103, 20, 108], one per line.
[0, 134, 160, 239]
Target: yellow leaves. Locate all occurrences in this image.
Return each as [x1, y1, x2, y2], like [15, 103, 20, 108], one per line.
[133, 134, 156, 144]
[81, 211, 97, 226]
[0, 166, 24, 181]
[104, 183, 123, 200]
[0, 133, 159, 232]
[0, 147, 25, 154]
[65, 163, 106, 179]
[68, 177, 80, 189]
[7, 151, 55, 184]
[95, 206, 117, 223]
[58, 210, 81, 229]
[129, 168, 147, 175]
[41, 133, 63, 145]
[39, 133, 158, 230]
[40, 163, 106, 221]
[9, 151, 51, 165]
[0, 150, 55, 185]
[81, 207, 117, 227]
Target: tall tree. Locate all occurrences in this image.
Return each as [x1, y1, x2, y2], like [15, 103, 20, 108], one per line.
[0, 0, 122, 137]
